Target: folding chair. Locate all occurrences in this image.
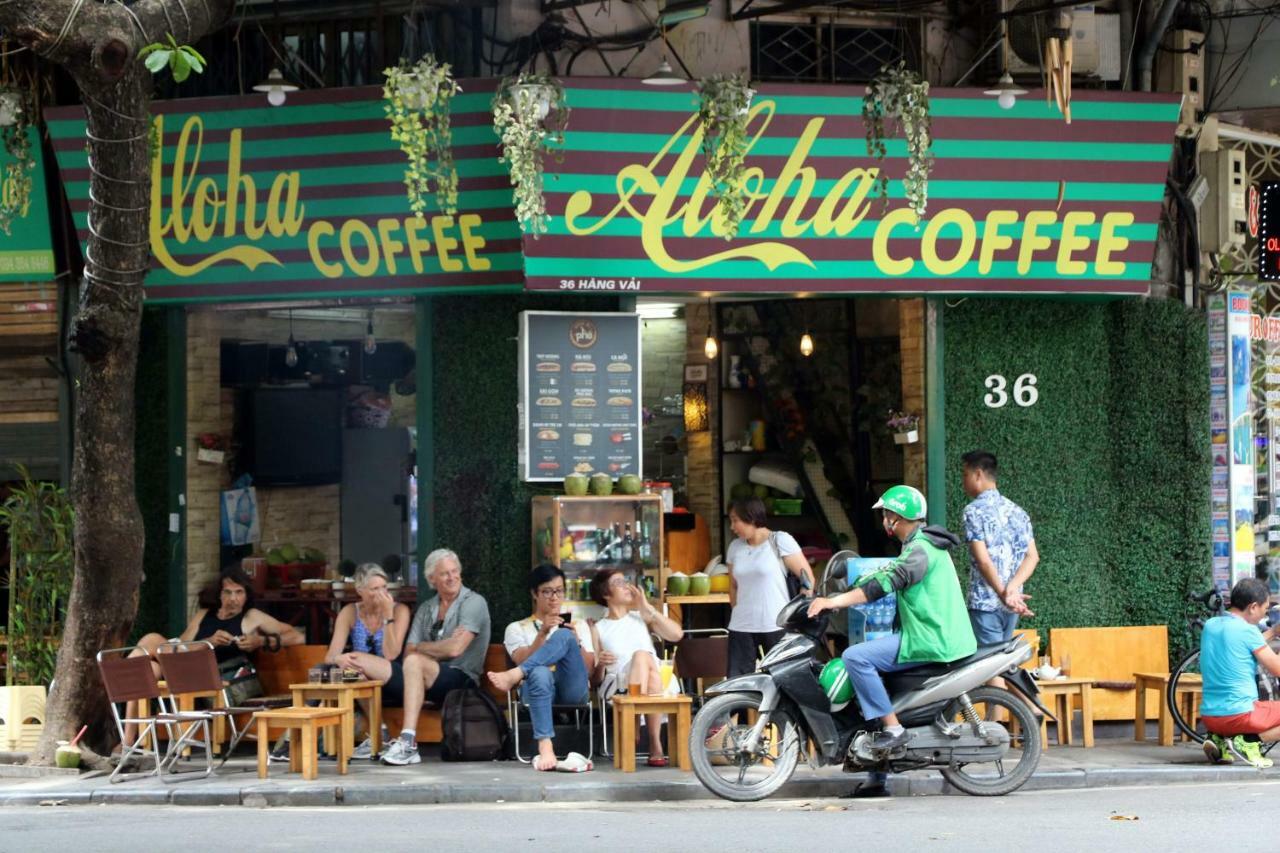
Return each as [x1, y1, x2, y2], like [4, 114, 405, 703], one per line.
[96, 646, 212, 784]
[155, 640, 259, 769]
[504, 654, 595, 763]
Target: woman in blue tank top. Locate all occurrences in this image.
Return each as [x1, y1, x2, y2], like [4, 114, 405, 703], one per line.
[325, 562, 411, 759]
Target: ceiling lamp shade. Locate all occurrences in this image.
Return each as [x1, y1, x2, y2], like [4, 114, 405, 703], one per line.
[643, 59, 685, 87]
[254, 67, 299, 106]
[984, 72, 1028, 110]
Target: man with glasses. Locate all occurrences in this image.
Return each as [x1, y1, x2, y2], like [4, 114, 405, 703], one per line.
[488, 564, 596, 771]
[382, 548, 492, 765]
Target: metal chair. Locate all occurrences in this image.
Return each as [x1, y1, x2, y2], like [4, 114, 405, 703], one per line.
[96, 645, 213, 784]
[155, 640, 259, 769]
[503, 653, 595, 763]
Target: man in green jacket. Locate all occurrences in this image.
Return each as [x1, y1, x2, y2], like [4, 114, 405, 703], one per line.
[808, 484, 977, 752]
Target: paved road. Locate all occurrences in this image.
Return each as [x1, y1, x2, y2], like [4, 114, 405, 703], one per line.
[4, 780, 1276, 852]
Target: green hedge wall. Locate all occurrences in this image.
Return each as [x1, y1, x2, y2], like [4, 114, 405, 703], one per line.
[943, 299, 1210, 662]
[431, 294, 621, 634]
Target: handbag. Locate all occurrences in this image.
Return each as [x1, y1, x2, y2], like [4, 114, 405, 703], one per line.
[217, 654, 265, 706]
[770, 533, 805, 599]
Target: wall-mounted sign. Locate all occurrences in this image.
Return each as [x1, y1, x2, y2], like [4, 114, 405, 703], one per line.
[1208, 291, 1256, 590]
[518, 311, 642, 482]
[0, 125, 56, 282]
[1261, 182, 1280, 282]
[46, 85, 521, 303]
[522, 81, 1180, 296]
[982, 374, 1039, 408]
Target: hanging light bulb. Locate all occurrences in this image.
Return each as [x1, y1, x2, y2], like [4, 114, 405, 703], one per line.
[800, 333, 814, 357]
[253, 67, 299, 107]
[285, 308, 299, 367]
[703, 298, 718, 360]
[363, 314, 377, 356]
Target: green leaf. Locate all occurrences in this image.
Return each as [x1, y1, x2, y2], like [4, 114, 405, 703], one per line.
[138, 43, 164, 58]
[143, 50, 172, 74]
[182, 49, 205, 74]
[180, 44, 207, 65]
[171, 50, 191, 83]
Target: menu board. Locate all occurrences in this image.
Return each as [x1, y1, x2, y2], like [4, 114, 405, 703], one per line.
[519, 311, 642, 482]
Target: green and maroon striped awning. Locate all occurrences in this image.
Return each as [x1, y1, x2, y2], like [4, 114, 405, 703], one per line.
[46, 82, 520, 304]
[527, 80, 1180, 296]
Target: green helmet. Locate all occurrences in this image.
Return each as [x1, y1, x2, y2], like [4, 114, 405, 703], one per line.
[819, 659, 852, 712]
[873, 484, 927, 521]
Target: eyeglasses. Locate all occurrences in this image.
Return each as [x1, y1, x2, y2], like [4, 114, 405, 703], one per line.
[537, 587, 566, 599]
[607, 577, 629, 589]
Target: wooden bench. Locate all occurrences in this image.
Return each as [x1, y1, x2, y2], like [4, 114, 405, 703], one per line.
[256, 644, 509, 744]
[1048, 626, 1169, 721]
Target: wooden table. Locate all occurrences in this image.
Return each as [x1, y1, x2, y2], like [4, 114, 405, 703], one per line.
[1036, 676, 1095, 748]
[140, 682, 227, 755]
[1134, 671, 1202, 747]
[253, 707, 350, 780]
[611, 693, 693, 772]
[290, 680, 385, 759]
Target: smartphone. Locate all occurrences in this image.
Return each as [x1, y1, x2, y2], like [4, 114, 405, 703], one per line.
[560, 611, 573, 624]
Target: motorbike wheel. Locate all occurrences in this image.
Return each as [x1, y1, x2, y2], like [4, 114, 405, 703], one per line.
[938, 686, 1042, 797]
[689, 692, 801, 802]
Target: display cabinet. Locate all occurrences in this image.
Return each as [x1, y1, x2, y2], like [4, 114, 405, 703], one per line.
[531, 495, 666, 612]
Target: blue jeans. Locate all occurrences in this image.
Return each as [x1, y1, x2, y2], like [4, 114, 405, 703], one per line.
[841, 634, 919, 721]
[968, 608, 1019, 645]
[519, 629, 590, 741]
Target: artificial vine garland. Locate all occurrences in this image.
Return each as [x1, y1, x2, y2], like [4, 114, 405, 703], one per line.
[862, 61, 934, 224]
[492, 73, 568, 236]
[384, 55, 462, 218]
[0, 88, 34, 237]
[696, 74, 755, 240]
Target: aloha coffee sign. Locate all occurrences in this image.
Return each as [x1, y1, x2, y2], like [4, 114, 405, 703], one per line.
[522, 81, 1181, 296]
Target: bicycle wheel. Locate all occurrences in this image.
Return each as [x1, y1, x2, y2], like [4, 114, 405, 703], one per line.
[1167, 650, 1205, 743]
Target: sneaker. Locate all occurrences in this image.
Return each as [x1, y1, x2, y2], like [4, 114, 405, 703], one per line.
[352, 736, 377, 760]
[268, 739, 291, 763]
[869, 729, 909, 753]
[1203, 733, 1234, 765]
[1228, 735, 1274, 769]
[381, 737, 421, 766]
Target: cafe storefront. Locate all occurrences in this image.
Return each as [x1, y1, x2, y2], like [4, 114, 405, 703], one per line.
[44, 80, 1198, 645]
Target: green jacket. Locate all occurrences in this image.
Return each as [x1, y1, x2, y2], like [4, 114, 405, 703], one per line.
[856, 525, 977, 664]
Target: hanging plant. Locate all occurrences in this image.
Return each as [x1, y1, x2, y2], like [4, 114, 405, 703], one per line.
[0, 86, 34, 237]
[862, 61, 934, 224]
[492, 72, 568, 236]
[696, 74, 755, 240]
[383, 55, 462, 218]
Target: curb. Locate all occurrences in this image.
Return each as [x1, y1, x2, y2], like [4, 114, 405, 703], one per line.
[0, 763, 1274, 807]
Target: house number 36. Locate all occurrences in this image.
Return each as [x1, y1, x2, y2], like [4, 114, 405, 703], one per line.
[984, 374, 1039, 408]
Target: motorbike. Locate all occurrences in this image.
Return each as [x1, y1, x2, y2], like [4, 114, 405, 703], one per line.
[690, 593, 1050, 800]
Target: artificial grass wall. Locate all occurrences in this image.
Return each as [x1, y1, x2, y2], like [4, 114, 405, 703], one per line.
[943, 298, 1211, 662]
[430, 294, 621, 633]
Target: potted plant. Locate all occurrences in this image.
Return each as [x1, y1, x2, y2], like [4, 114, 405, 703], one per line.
[492, 72, 568, 236]
[862, 62, 934, 225]
[0, 466, 73, 753]
[0, 86, 35, 237]
[888, 410, 921, 445]
[384, 55, 462, 218]
[696, 74, 755, 240]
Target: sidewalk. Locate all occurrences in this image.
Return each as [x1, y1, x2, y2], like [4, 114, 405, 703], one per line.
[1, 737, 1276, 807]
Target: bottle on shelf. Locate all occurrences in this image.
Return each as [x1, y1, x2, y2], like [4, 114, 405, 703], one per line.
[638, 521, 652, 565]
[621, 523, 634, 564]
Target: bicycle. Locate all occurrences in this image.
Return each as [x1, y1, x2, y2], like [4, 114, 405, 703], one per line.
[1167, 588, 1280, 755]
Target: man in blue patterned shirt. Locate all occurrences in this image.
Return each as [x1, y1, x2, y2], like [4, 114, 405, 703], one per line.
[961, 450, 1039, 644]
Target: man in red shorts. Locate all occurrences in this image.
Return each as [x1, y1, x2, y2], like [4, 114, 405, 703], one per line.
[1200, 578, 1280, 767]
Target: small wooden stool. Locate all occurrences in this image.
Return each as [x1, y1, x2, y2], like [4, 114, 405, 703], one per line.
[610, 694, 693, 773]
[1035, 677, 1096, 748]
[253, 707, 351, 780]
[1134, 672, 1202, 747]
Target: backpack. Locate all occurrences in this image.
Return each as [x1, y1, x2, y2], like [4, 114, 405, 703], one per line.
[440, 687, 511, 761]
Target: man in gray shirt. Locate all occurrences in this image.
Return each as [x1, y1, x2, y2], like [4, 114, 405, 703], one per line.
[382, 548, 491, 765]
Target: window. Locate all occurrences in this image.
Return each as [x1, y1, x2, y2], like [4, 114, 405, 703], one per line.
[751, 19, 919, 83]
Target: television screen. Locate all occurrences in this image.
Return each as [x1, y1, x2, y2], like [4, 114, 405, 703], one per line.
[242, 388, 343, 486]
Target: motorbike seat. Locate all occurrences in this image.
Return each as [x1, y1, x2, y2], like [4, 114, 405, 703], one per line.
[883, 639, 1021, 684]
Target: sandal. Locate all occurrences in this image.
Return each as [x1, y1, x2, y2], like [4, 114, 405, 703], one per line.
[646, 756, 669, 767]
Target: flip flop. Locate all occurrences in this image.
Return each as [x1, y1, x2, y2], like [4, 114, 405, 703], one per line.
[532, 754, 558, 771]
[554, 751, 593, 773]
[646, 756, 669, 767]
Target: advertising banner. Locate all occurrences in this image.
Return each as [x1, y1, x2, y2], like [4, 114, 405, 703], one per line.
[0, 125, 56, 282]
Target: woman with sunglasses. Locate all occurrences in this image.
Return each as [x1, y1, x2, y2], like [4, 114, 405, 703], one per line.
[488, 564, 596, 771]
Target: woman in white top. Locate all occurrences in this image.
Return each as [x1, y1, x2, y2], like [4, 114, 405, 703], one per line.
[588, 566, 683, 766]
[488, 564, 595, 771]
[726, 497, 815, 678]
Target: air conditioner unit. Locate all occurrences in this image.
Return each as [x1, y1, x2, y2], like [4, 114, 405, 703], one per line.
[1002, 0, 1105, 78]
[1199, 148, 1248, 253]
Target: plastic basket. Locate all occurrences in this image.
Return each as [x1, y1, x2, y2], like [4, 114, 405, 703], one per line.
[771, 498, 804, 516]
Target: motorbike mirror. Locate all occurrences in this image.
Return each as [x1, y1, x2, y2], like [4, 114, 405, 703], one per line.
[829, 559, 848, 581]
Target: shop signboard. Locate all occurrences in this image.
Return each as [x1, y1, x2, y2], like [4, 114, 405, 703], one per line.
[0, 125, 56, 282]
[45, 85, 521, 303]
[522, 81, 1180, 296]
[1261, 182, 1280, 282]
[1210, 291, 1256, 589]
[518, 311, 642, 482]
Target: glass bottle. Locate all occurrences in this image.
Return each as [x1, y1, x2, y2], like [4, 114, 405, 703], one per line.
[621, 523, 634, 564]
[638, 521, 652, 565]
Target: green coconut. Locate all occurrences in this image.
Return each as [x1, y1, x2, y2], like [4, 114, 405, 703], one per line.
[564, 473, 590, 496]
[590, 473, 614, 496]
[618, 474, 643, 495]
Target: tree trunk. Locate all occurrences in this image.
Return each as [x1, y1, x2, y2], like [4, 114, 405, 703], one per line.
[0, 0, 236, 765]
